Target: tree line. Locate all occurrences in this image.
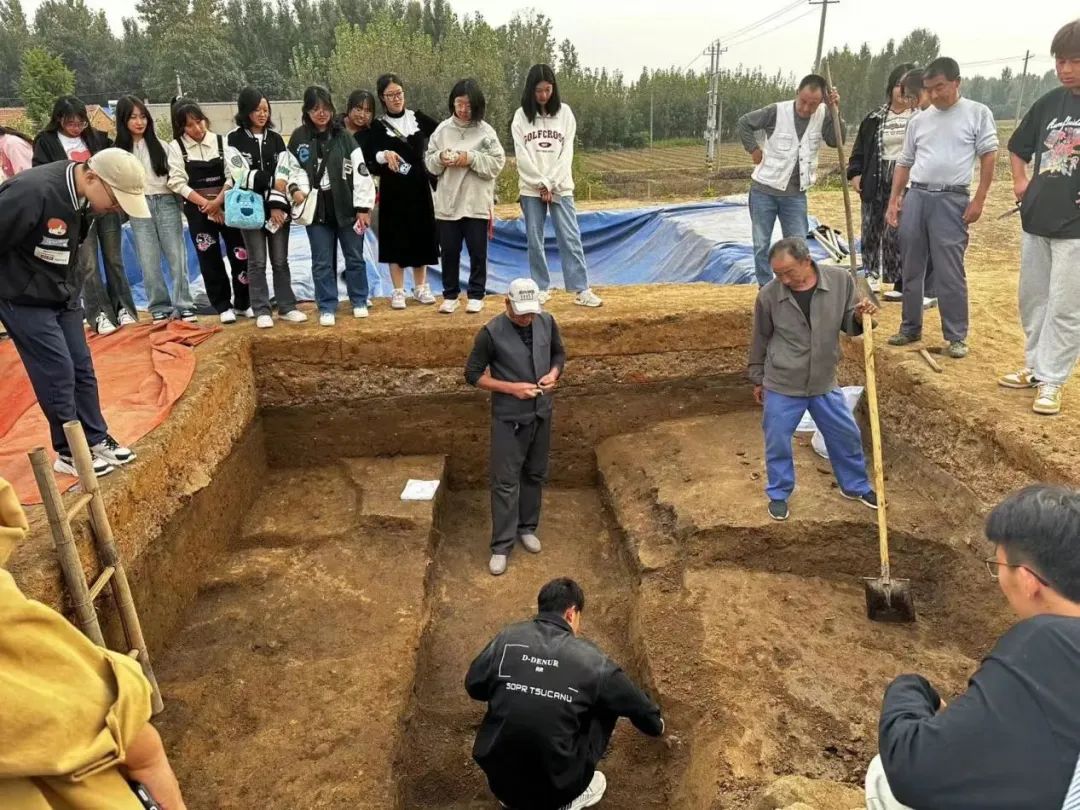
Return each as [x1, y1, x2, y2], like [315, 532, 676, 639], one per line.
[0, 0, 1058, 149]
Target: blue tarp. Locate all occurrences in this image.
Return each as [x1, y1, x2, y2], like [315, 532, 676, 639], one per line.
[119, 198, 837, 308]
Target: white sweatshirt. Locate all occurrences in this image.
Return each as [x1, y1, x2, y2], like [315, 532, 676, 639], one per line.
[425, 117, 505, 220]
[511, 104, 577, 198]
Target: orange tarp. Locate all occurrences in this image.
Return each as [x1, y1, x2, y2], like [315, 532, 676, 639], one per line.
[0, 320, 220, 505]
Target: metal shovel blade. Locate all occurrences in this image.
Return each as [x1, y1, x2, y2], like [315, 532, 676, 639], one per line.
[863, 577, 916, 623]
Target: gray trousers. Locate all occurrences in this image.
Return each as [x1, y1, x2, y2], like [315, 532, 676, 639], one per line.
[490, 415, 551, 555]
[242, 226, 297, 317]
[899, 188, 969, 341]
[1020, 233, 1080, 385]
[80, 213, 137, 327]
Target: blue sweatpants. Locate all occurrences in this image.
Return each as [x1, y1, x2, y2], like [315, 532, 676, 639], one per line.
[762, 388, 871, 502]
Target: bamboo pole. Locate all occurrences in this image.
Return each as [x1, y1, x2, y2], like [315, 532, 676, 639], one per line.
[28, 447, 105, 645]
[63, 422, 164, 714]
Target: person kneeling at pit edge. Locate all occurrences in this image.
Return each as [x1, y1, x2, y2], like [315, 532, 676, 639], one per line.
[466, 577, 667, 810]
[748, 236, 878, 521]
[866, 484, 1080, 810]
[464, 278, 565, 577]
[0, 477, 188, 809]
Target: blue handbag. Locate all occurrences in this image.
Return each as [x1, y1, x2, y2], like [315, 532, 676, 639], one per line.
[224, 188, 265, 230]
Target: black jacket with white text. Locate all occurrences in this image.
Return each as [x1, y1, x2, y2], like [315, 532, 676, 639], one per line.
[465, 613, 663, 810]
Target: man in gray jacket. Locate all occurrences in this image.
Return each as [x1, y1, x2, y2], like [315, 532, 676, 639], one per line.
[749, 237, 877, 521]
[465, 278, 566, 576]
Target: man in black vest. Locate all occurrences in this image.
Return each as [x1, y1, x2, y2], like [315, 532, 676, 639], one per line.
[466, 578, 665, 810]
[465, 278, 565, 576]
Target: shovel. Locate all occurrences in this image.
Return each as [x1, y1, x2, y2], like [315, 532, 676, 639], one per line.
[823, 62, 915, 622]
[859, 317, 916, 622]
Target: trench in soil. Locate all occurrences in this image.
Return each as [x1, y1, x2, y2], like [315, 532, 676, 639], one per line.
[153, 375, 1010, 810]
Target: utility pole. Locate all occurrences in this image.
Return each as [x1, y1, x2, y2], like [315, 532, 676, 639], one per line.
[810, 0, 839, 72]
[704, 39, 727, 171]
[649, 91, 654, 147]
[1015, 49, 1032, 123]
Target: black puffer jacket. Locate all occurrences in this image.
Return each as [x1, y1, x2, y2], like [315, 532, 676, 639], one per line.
[31, 128, 112, 166]
[225, 127, 289, 213]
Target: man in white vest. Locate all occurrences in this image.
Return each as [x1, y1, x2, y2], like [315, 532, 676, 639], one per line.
[737, 75, 842, 286]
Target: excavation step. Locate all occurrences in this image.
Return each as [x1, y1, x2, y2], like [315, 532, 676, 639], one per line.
[155, 455, 445, 809]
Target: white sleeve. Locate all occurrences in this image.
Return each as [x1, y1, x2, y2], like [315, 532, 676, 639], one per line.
[166, 140, 194, 200]
[351, 147, 375, 210]
[223, 144, 251, 190]
[512, 110, 549, 190]
[550, 107, 576, 191]
[425, 123, 447, 176]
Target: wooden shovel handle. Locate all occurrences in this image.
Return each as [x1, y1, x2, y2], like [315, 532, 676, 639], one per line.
[861, 318, 892, 581]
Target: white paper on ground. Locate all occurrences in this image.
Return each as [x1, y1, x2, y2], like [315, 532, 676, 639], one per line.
[810, 386, 866, 460]
[400, 479, 441, 501]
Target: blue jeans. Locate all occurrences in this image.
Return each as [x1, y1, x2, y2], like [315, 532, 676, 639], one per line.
[520, 194, 590, 293]
[306, 223, 369, 314]
[129, 194, 194, 314]
[749, 187, 809, 287]
[762, 388, 871, 502]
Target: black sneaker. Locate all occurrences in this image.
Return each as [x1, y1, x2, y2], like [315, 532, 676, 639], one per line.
[151, 311, 169, 322]
[768, 499, 789, 521]
[54, 453, 113, 477]
[179, 308, 199, 323]
[842, 489, 879, 510]
[91, 435, 136, 465]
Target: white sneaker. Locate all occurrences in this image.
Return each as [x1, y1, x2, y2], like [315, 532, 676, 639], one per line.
[256, 314, 274, 329]
[439, 298, 460, 314]
[562, 771, 606, 810]
[923, 297, 938, 310]
[54, 453, 113, 477]
[414, 283, 436, 305]
[883, 290, 904, 302]
[237, 307, 255, 318]
[519, 533, 542, 553]
[391, 289, 407, 310]
[219, 309, 237, 324]
[488, 554, 508, 576]
[353, 306, 369, 319]
[319, 312, 336, 327]
[574, 289, 603, 308]
[868, 276, 882, 293]
[117, 308, 137, 326]
[366, 298, 373, 308]
[95, 313, 117, 335]
[1034, 383, 1062, 416]
[280, 310, 308, 323]
[538, 289, 553, 304]
[466, 298, 485, 314]
[92, 434, 136, 466]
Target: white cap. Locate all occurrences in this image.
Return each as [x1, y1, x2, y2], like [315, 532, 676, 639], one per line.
[507, 278, 542, 315]
[86, 148, 151, 218]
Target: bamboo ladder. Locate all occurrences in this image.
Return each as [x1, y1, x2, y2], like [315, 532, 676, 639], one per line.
[28, 420, 163, 714]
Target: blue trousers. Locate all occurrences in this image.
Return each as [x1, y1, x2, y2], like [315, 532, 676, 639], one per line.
[0, 300, 109, 455]
[749, 187, 809, 287]
[520, 194, 591, 293]
[762, 388, 871, 502]
[306, 223, 369, 314]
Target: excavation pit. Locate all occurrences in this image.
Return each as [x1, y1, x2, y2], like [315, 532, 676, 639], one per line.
[8, 288, 1027, 809]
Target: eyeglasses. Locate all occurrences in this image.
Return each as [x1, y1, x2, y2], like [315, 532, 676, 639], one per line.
[383, 91, 404, 101]
[63, 118, 88, 130]
[983, 557, 1051, 586]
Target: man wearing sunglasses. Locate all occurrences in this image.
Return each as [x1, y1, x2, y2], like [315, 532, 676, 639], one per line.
[866, 484, 1080, 809]
[0, 148, 150, 477]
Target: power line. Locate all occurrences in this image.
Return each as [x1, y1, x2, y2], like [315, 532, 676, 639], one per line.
[684, 0, 804, 70]
[724, 8, 816, 51]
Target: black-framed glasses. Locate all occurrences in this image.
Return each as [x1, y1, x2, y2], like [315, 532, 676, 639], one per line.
[984, 557, 1051, 586]
[383, 91, 404, 101]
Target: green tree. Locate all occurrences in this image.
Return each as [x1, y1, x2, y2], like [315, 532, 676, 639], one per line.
[328, 15, 440, 110]
[0, 0, 30, 100]
[896, 29, 940, 68]
[19, 46, 75, 127]
[497, 10, 555, 102]
[31, 0, 119, 101]
[148, 0, 246, 101]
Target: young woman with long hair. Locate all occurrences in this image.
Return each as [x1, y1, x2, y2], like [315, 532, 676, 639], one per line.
[287, 85, 375, 326]
[425, 78, 505, 314]
[114, 95, 197, 322]
[224, 87, 305, 328]
[33, 95, 138, 333]
[365, 73, 439, 310]
[166, 98, 251, 323]
[512, 64, 602, 308]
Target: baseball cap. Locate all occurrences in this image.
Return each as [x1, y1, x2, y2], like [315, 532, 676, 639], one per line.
[87, 148, 151, 218]
[507, 278, 542, 315]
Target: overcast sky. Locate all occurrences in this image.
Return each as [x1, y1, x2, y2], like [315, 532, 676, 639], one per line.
[24, 0, 1065, 80]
